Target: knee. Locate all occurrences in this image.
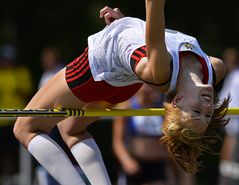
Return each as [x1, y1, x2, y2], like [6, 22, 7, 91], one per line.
[61, 130, 92, 148]
[13, 117, 25, 141]
[13, 117, 36, 148]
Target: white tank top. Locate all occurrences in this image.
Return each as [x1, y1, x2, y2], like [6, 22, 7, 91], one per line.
[87, 17, 214, 94]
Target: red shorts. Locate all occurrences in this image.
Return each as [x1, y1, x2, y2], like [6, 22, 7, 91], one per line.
[65, 47, 143, 104]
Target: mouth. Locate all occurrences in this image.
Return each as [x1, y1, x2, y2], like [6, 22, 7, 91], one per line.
[201, 94, 212, 101]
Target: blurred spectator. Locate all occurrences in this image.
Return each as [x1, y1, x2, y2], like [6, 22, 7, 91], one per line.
[219, 47, 239, 185]
[38, 47, 64, 89]
[112, 84, 192, 185]
[0, 44, 33, 185]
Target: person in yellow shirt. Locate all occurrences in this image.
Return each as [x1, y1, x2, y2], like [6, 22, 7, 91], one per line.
[0, 44, 33, 184]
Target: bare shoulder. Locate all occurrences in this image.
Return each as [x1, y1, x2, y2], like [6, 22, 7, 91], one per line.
[209, 56, 227, 84]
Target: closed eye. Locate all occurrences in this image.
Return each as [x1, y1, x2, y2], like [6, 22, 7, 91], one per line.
[206, 114, 212, 118]
[193, 110, 212, 122]
[193, 110, 200, 115]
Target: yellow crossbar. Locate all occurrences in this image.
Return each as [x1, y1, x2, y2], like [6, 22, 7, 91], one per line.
[0, 108, 238, 117]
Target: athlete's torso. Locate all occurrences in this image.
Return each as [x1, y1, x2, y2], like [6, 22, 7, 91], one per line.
[87, 17, 214, 94]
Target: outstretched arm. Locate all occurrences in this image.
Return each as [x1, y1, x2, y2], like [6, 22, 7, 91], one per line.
[135, 0, 171, 86]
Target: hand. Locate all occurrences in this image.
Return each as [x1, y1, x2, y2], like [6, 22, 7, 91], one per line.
[121, 157, 141, 175]
[100, 6, 124, 25]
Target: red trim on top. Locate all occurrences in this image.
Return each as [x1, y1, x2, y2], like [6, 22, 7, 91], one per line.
[196, 55, 209, 84]
[134, 49, 145, 56]
[131, 54, 140, 61]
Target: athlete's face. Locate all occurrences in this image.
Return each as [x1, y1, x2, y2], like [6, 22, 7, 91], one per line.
[172, 84, 214, 133]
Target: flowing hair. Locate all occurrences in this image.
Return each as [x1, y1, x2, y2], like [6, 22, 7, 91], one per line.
[160, 95, 230, 174]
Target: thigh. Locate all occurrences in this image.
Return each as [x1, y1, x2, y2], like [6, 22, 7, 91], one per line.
[57, 101, 114, 147]
[26, 68, 86, 109]
[15, 68, 87, 135]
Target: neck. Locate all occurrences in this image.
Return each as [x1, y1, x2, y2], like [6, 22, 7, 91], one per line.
[176, 54, 203, 93]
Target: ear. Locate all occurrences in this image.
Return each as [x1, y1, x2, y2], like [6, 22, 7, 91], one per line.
[172, 95, 183, 108]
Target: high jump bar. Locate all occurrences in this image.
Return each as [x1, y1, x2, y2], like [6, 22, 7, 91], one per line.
[0, 108, 238, 117]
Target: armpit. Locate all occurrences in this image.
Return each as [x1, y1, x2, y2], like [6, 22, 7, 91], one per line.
[209, 56, 226, 84]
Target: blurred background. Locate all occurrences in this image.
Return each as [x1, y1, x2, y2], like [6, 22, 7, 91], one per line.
[1, 0, 239, 89]
[1, 0, 239, 185]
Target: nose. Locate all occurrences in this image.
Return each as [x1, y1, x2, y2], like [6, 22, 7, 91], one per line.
[201, 102, 213, 117]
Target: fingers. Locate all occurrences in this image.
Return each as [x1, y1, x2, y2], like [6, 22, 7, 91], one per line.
[100, 6, 124, 25]
[104, 13, 115, 25]
[113, 8, 124, 18]
[100, 6, 113, 18]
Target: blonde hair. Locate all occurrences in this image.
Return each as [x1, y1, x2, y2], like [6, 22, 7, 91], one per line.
[160, 96, 230, 174]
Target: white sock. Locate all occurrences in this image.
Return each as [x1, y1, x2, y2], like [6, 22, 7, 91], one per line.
[71, 138, 111, 185]
[28, 134, 86, 185]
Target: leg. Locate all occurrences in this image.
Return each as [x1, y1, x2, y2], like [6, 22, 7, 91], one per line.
[14, 68, 87, 185]
[58, 102, 114, 185]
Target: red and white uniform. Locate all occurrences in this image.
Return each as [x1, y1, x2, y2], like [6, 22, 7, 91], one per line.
[88, 17, 214, 91]
[65, 17, 215, 104]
